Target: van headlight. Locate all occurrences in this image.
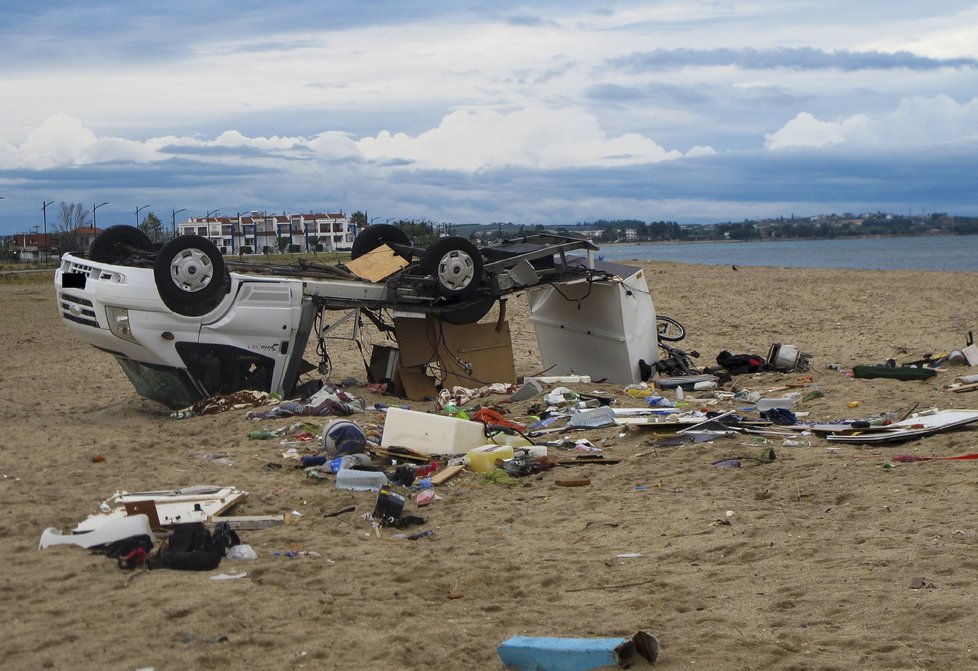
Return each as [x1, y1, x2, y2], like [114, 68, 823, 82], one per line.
[105, 306, 137, 343]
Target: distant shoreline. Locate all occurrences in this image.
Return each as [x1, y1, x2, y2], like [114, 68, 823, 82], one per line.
[599, 231, 978, 247]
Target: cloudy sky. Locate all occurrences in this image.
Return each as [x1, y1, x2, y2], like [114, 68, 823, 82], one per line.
[2, 1, 978, 236]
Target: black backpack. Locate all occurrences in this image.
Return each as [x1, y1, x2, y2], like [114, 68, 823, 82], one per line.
[153, 522, 239, 571]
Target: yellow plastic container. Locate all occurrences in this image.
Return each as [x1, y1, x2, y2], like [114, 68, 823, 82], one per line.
[465, 444, 515, 473]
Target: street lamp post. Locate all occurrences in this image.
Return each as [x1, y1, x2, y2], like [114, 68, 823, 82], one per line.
[205, 210, 220, 245]
[171, 208, 186, 237]
[135, 204, 150, 228]
[92, 201, 109, 229]
[42, 200, 55, 265]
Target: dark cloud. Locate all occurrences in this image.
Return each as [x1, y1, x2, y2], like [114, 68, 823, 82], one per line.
[506, 15, 559, 27]
[587, 82, 713, 105]
[610, 47, 978, 72]
[3, 142, 977, 233]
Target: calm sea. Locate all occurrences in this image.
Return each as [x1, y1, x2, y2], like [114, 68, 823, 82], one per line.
[592, 234, 977, 272]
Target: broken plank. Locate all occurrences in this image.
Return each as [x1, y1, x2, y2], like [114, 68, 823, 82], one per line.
[429, 464, 464, 485]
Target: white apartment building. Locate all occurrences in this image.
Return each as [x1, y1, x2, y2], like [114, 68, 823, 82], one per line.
[176, 211, 357, 254]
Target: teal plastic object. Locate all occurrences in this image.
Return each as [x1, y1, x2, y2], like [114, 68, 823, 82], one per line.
[497, 631, 659, 670]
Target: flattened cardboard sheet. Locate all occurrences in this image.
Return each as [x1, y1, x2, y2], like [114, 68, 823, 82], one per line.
[345, 244, 409, 282]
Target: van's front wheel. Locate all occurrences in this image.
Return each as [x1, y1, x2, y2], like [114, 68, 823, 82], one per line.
[420, 237, 483, 299]
[154, 236, 230, 316]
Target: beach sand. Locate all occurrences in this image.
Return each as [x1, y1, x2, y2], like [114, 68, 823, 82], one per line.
[3, 261, 978, 670]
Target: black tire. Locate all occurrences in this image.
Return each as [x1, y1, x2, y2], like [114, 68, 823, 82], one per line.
[154, 236, 230, 317]
[419, 237, 484, 299]
[440, 296, 495, 325]
[89, 225, 154, 263]
[350, 224, 411, 260]
[656, 315, 686, 342]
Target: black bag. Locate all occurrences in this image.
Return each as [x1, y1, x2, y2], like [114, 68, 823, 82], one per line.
[94, 534, 154, 569]
[716, 351, 768, 375]
[153, 522, 239, 571]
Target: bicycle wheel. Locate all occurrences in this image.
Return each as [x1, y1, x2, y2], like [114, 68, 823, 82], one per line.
[656, 315, 686, 342]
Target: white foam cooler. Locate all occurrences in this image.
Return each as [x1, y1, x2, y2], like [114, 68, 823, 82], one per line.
[381, 407, 488, 455]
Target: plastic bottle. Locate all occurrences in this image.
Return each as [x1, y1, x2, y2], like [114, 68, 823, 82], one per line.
[326, 453, 372, 474]
[335, 468, 388, 491]
[465, 444, 515, 473]
[516, 445, 549, 459]
[412, 462, 440, 477]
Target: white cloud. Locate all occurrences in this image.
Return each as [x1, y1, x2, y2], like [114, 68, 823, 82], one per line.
[765, 95, 978, 149]
[685, 145, 717, 157]
[765, 112, 869, 149]
[3, 108, 689, 173]
[862, 6, 978, 59]
[0, 116, 365, 170]
[0, 114, 156, 169]
[357, 106, 684, 171]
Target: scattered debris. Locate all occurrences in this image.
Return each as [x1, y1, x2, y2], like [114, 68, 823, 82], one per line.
[909, 576, 936, 590]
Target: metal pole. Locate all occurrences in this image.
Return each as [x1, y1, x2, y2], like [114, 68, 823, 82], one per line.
[171, 208, 186, 238]
[92, 201, 108, 229]
[135, 204, 150, 229]
[42, 200, 55, 265]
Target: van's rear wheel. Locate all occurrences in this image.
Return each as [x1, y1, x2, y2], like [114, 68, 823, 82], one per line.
[154, 236, 230, 316]
[441, 297, 495, 325]
[350, 224, 412, 260]
[89, 225, 154, 263]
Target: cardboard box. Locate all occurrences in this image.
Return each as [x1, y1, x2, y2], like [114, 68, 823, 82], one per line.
[392, 315, 515, 400]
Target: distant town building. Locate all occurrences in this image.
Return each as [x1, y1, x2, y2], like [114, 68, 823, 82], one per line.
[13, 232, 53, 260]
[177, 211, 357, 254]
[13, 228, 101, 259]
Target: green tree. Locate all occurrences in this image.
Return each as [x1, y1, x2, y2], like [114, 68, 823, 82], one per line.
[276, 236, 290, 253]
[350, 211, 367, 226]
[397, 219, 437, 247]
[139, 211, 164, 243]
[307, 235, 320, 254]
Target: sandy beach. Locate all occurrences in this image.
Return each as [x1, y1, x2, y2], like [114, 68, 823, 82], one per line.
[4, 260, 978, 670]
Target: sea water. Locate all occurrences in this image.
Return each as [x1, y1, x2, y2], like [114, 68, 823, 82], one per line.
[592, 234, 978, 272]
